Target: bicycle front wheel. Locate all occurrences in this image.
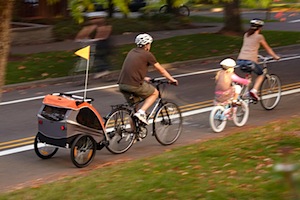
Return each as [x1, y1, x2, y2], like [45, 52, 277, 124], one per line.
[153, 102, 182, 145]
[104, 108, 136, 154]
[179, 5, 190, 16]
[209, 106, 227, 133]
[260, 74, 281, 110]
[233, 101, 249, 127]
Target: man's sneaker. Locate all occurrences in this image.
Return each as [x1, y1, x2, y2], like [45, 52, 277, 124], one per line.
[250, 90, 260, 101]
[94, 70, 110, 79]
[134, 112, 149, 125]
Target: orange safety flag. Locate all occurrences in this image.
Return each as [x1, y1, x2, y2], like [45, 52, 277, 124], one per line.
[75, 46, 90, 60]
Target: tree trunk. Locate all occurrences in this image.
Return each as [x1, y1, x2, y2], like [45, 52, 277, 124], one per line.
[219, 0, 243, 35]
[38, 0, 50, 18]
[165, 0, 175, 14]
[0, 1, 14, 101]
[107, 0, 114, 18]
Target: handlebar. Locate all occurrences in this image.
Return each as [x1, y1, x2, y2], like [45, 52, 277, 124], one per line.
[257, 54, 274, 63]
[150, 78, 177, 86]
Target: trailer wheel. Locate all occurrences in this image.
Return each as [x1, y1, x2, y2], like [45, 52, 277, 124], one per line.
[34, 134, 58, 159]
[70, 135, 96, 168]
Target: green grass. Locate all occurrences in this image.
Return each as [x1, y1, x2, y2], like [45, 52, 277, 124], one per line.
[1, 117, 300, 199]
[7, 30, 300, 85]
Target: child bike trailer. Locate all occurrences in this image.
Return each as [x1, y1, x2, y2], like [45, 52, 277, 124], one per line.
[35, 93, 106, 168]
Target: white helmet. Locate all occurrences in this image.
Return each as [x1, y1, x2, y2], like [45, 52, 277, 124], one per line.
[135, 33, 153, 47]
[220, 58, 236, 69]
[250, 18, 264, 27]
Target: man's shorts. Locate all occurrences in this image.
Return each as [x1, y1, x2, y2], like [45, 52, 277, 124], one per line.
[236, 59, 263, 75]
[119, 81, 155, 105]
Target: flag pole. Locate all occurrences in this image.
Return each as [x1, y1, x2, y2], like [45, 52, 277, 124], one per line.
[74, 45, 91, 101]
[84, 58, 89, 101]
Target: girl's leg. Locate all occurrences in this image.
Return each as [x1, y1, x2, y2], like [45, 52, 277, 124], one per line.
[253, 75, 264, 91]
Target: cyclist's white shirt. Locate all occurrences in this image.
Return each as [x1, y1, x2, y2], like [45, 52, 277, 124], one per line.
[238, 33, 264, 63]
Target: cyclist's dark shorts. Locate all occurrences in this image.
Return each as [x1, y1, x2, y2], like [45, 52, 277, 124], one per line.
[236, 59, 263, 75]
[119, 81, 155, 105]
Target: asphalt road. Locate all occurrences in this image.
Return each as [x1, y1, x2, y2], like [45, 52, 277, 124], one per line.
[0, 44, 299, 192]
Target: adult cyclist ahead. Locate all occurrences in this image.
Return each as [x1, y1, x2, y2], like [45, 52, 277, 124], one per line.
[117, 33, 178, 125]
[237, 18, 280, 100]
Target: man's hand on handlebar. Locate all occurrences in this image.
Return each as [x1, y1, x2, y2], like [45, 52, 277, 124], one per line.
[144, 77, 152, 82]
[169, 79, 178, 86]
[274, 56, 280, 60]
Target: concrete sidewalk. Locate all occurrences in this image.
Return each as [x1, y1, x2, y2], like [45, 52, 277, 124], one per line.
[10, 24, 222, 55]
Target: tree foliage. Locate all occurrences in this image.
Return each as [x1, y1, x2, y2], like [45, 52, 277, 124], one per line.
[242, 0, 273, 8]
[69, 0, 130, 23]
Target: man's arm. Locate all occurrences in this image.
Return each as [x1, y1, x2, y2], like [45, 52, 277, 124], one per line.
[153, 62, 178, 85]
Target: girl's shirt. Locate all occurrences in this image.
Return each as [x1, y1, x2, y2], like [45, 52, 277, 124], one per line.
[237, 33, 264, 63]
[215, 70, 250, 94]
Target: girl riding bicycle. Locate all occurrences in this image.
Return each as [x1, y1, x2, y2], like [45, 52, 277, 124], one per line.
[236, 18, 280, 100]
[214, 58, 250, 106]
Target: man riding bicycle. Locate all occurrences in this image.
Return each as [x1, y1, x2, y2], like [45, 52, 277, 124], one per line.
[117, 33, 178, 125]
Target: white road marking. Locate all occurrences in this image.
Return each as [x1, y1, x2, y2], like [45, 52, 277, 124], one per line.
[1, 55, 300, 106]
[288, 19, 300, 23]
[1, 87, 300, 157]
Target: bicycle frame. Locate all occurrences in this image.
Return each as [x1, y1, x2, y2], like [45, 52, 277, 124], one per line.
[131, 80, 167, 123]
[238, 55, 282, 110]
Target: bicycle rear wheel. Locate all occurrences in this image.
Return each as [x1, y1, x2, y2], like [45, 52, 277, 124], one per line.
[260, 74, 281, 110]
[153, 102, 182, 145]
[209, 106, 227, 133]
[104, 108, 136, 154]
[179, 5, 190, 16]
[233, 101, 249, 127]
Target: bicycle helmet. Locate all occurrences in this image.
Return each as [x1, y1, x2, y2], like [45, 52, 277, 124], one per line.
[135, 33, 153, 47]
[250, 18, 264, 28]
[220, 58, 236, 70]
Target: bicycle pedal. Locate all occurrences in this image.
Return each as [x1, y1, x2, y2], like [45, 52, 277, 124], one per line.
[100, 141, 109, 148]
[134, 137, 142, 143]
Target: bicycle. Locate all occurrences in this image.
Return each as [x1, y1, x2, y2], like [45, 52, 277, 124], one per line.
[103, 78, 183, 154]
[159, 4, 190, 16]
[238, 55, 281, 110]
[210, 95, 250, 133]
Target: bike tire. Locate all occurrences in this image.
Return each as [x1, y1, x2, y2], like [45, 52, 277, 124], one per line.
[179, 5, 190, 16]
[209, 106, 227, 133]
[70, 134, 96, 168]
[153, 102, 182, 145]
[104, 108, 136, 154]
[260, 74, 281, 110]
[34, 134, 58, 159]
[233, 101, 249, 127]
[159, 5, 168, 14]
